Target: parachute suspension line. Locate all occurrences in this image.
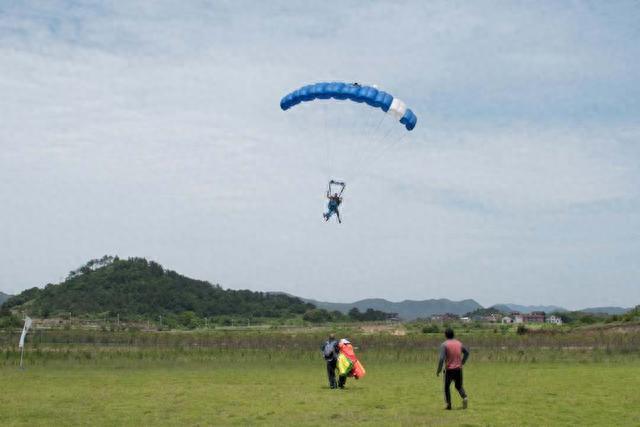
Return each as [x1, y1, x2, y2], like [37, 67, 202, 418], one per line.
[349, 114, 398, 181]
[370, 131, 409, 169]
[329, 101, 346, 177]
[322, 102, 331, 179]
[352, 131, 409, 185]
[346, 112, 389, 181]
[345, 105, 381, 175]
[351, 109, 387, 176]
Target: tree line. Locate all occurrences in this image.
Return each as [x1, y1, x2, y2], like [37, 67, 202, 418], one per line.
[0, 256, 393, 328]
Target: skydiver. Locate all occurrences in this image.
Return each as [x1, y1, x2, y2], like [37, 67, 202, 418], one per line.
[323, 180, 345, 223]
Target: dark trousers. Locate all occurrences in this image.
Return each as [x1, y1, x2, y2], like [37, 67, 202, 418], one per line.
[338, 374, 347, 388]
[326, 359, 337, 388]
[444, 368, 467, 406]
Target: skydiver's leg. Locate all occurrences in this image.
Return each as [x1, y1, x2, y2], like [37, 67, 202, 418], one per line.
[336, 210, 341, 224]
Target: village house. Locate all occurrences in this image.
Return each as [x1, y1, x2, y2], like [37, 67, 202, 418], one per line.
[508, 311, 547, 324]
[522, 311, 546, 323]
[546, 314, 563, 325]
[483, 313, 500, 323]
[430, 313, 460, 323]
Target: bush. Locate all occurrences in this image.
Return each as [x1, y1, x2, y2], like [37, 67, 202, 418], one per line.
[303, 309, 333, 324]
[422, 324, 440, 334]
[178, 311, 201, 329]
[0, 313, 22, 329]
[516, 324, 528, 335]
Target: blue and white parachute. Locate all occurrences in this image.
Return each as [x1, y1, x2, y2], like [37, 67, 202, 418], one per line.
[280, 82, 417, 131]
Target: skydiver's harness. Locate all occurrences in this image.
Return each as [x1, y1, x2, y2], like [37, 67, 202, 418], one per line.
[327, 180, 346, 211]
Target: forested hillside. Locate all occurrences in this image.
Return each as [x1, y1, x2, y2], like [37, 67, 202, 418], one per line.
[3, 257, 313, 320]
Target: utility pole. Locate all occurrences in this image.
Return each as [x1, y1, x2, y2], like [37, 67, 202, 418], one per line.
[117, 313, 120, 328]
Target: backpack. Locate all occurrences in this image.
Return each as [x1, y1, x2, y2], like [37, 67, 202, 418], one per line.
[323, 341, 337, 360]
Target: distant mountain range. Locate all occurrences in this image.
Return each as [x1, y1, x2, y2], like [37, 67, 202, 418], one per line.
[1, 256, 632, 321]
[491, 303, 630, 315]
[299, 297, 631, 320]
[0, 292, 11, 305]
[579, 306, 631, 315]
[301, 297, 482, 320]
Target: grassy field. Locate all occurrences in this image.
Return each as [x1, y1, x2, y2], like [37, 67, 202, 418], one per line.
[1, 325, 639, 426]
[1, 357, 639, 426]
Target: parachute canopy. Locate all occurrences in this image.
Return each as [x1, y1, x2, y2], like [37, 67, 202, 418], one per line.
[280, 82, 417, 131]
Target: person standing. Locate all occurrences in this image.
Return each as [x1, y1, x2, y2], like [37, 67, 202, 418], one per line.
[321, 333, 339, 389]
[436, 327, 469, 410]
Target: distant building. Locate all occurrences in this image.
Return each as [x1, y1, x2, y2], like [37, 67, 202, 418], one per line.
[430, 313, 460, 323]
[546, 315, 563, 325]
[501, 316, 513, 324]
[386, 313, 401, 322]
[483, 313, 500, 323]
[523, 311, 546, 323]
[508, 311, 547, 324]
[460, 317, 471, 323]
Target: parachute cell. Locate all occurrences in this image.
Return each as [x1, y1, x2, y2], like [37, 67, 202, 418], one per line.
[280, 82, 417, 131]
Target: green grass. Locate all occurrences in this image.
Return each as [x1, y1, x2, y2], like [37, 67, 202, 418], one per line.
[1, 359, 639, 426]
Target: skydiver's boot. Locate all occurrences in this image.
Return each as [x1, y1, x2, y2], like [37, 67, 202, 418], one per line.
[462, 397, 468, 409]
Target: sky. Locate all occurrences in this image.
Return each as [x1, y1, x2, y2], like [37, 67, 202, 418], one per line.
[1, 1, 639, 309]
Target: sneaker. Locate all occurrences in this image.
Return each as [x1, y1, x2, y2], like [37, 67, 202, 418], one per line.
[462, 397, 468, 409]
[445, 405, 452, 410]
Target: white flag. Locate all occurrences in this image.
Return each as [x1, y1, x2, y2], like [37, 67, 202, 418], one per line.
[18, 316, 32, 349]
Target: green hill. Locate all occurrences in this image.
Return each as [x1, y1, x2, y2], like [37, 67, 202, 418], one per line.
[3, 256, 313, 320]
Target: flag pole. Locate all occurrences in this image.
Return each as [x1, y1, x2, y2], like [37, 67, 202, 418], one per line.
[18, 316, 32, 370]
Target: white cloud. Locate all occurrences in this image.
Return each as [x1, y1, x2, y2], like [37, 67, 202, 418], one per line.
[0, 1, 639, 309]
